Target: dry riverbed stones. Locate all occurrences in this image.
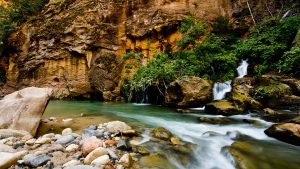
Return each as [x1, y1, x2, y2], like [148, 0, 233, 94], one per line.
[0, 120, 193, 168]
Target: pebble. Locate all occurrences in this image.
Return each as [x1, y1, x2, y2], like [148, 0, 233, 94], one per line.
[24, 154, 51, 167]
[62, 128, 73, 135]
[106, 121, 132, 133]
[81, 136, 103, 156]
[56, 135, 75, 145]
[84, 147, 108, 164]
[66, 144, 79, 152]
[91, 155, 110, 167]
[63, 159, 81, 168]
[119, 154, 132, 168]
[35, 138, 52, 144]
[42, 133, 55, 139]
[82, 129, 103, 139]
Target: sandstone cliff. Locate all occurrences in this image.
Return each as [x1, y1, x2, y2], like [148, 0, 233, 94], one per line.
[1, 0, 291, 100]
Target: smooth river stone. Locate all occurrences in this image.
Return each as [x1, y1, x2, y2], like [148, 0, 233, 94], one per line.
[81, 136, 103, 156]
[24, 154, 52, 167]
[84, 147, 108, 164]
[105, 121, 131, 133]
[56, 134, 75, 144]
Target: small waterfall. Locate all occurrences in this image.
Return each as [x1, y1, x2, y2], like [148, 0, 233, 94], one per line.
[213, 80, 232, 100]
[212, 59, 249, 100]
[237, 59, 249, 78]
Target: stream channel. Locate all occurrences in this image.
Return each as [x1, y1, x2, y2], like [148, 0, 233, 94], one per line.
[41, 101, 300, 169]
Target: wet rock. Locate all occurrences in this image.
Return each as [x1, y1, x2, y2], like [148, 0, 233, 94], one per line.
[81, 136, 103, 156]
[24, 154, 51, 168]
[172, 145, 190, 154]
[91, 155, 110, 167]
[170, 137, 181, 145]
[62, 128, 73, 135]
[0, 129, 32, 139]
[84, 147, 108, 164]
[106, 121, 132, 133]
[63, 160, 81, 168]
[0, 87, 53, 135]
[198, 117, 236, 124]
[119, 154, 132, 168]
[280, 78, 300, 96]
[205, 100, 243, 116]
[176, 108, 205, 114]
[135, 146, 150, 155]
[66, 144, 80, 152]
[56, 135, 75, 145]
[151, 127, 173, 141]
[121, 130, 138, 137]
[265, 123, 300, 146]
[138, 154, 176, 169]
[82, 129, 103, 139]
[0, 150, 27, 169]
[117, 139, 131, 151]
[165, 77, 213, 108]
[35, 137, 52, 144]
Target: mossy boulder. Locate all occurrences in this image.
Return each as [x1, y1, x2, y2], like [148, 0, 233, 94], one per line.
[151, 127, 173, 141]
[205, 100, 243, 116]
[165, 77, 213, 108]
[251, 83, 292, 108]
[265, 123, 300, 146]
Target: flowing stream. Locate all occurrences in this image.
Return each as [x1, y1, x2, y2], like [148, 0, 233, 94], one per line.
[42, 101, 300, 169]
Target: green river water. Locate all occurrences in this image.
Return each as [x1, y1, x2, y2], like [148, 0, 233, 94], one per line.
[41, 100, 300, 169]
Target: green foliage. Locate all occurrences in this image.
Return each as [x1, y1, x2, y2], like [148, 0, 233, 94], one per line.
[236, 16, 300, 75]
[278, 47, 300, 78]
[253, 83, 292, 100]
[212, 16, 231, 34]
[177, 16, 206, 47]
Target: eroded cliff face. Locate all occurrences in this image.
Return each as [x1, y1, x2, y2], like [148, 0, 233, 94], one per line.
[1, 0, 283, 100]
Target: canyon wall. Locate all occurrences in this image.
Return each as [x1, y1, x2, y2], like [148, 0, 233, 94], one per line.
[1, 0, 287, 100]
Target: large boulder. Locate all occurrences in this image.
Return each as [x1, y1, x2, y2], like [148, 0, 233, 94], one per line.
[0, 87, 52, 136]
[229, 77, 262, 110]
[205, 100, 243, 116]
[0, 150, 28, 169]
[165, 77, 213, 107]
[265, 123, 300, 146]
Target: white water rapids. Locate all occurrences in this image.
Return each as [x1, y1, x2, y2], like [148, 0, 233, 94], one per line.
[213, 59, 249, 100]
[115, 110, 272, 169]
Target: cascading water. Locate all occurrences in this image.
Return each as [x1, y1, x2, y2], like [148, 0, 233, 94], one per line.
[213, 59, 249, 100]
[213, 80, 232, 100]
[237, 59, 249, 78]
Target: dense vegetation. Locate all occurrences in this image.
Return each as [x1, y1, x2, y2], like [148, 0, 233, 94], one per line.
[123, 15, 300, 101]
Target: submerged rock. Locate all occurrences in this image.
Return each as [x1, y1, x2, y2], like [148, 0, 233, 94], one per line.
[165, 77, 213, 108]
[265, 123, 300, 146]
[198, 117, 237, 124]
[0, 87, 52, 136]
[151, 127, 173, 141]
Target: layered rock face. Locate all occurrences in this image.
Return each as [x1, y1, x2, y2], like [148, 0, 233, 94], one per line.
[1, 0, 282, 100]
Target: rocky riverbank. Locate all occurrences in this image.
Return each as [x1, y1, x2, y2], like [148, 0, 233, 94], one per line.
[0, 121, 193, 169]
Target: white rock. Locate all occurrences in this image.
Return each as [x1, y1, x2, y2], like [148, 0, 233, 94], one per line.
[62, 128, 73, 135]
[42, 133, 55, 139]
[119, 154, 132, 167]
[84, 147, 108, 164]
[66, 144, 79, 152]
[91, 155, 110, 167]
[63, 159, 81, 168]
[106, 121, 131, 133]
[35, 137, 51, 144]
[0, 150, 28, 169]
[25, 139, 36, 145]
